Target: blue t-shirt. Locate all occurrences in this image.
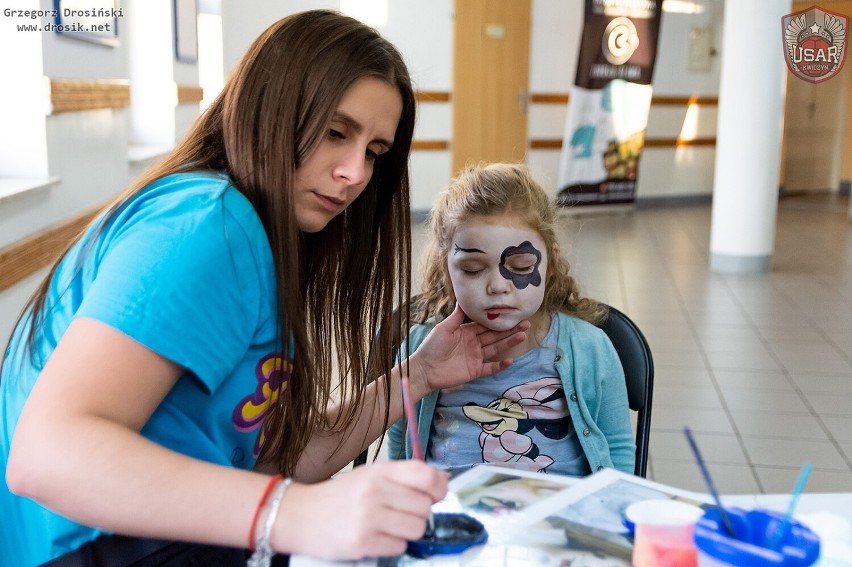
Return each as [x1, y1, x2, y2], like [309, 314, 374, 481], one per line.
[429, 316, 589, 477]
[0, 172, 286, 566]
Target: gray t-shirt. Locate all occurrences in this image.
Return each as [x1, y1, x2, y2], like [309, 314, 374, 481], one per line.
[428, 316, 590, 476]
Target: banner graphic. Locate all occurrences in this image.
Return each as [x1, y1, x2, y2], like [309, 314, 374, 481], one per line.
[782, 5, 848, 84]
[556, 0, 663, 207]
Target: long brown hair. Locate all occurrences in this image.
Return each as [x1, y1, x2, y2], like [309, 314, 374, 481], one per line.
[418, 162, 605, 325]
[6, 10, 414, 475]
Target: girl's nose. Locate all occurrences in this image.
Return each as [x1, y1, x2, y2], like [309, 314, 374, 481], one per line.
[486, 272, 511, 294]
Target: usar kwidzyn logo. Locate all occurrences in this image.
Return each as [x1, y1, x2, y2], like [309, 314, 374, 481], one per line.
[783, 5, 848, 83]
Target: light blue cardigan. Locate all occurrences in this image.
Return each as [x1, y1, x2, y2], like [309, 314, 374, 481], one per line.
[387, 312, 636, 475]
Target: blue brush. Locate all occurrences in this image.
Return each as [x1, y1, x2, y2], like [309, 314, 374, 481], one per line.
[684, 427, 735, 536]
[770, 462, 812, 549]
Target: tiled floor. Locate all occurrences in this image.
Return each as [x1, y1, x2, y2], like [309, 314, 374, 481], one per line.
[409, 193, 852, 496]
[558, 194, 852, 495]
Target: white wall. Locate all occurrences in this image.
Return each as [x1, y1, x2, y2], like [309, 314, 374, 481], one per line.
[40, 0, 126, 79]
[1, 0, 201, 343]
[382, 0, 454, 210]
[221, 0, 337, 73]
[220, 0, 454, 211]
[639, 0, 722, 199]
[653, 1, 722, 96]
[0, 0, 49, 180]
[527, 0, 585, 193]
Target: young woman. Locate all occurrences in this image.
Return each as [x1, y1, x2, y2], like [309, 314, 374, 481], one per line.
[0, 11, 527, 566]
[388, 163, 634, 477]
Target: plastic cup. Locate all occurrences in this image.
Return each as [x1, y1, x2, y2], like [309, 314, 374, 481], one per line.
[628, 499, 705, 567]
[693, 507, 821, 567]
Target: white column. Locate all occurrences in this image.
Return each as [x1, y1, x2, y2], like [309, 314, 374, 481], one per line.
[0, 0, 49, 179]
[126, 0, 175, 149]
[710, 0, 792, 273]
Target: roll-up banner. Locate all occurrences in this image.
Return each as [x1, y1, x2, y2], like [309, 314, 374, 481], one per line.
[556, 0, 663, 207]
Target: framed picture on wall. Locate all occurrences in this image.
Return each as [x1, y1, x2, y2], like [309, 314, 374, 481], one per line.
[52, 0, 120, 46]
[173, 0, 199, 62]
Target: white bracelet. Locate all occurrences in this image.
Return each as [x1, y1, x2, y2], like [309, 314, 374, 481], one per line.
[247, 477, 293, 567]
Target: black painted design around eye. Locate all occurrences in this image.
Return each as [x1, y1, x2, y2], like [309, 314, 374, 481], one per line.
[499, 241, 542, 289]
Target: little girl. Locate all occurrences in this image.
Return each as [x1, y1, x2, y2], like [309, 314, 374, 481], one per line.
[389, 163, 635, 476]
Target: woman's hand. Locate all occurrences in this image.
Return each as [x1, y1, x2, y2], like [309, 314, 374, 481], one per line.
[408, 304, 529, 393]
[273, 461, 447, 560]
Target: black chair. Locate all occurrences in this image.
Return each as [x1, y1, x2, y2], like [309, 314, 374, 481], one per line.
[356, 299, 654, 477]
[597, 305, 654, 477]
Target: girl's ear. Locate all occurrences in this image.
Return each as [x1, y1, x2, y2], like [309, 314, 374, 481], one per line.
[551, 241, 561, 257]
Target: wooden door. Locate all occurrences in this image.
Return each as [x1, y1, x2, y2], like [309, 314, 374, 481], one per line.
[781, 1, 852, 194]
[782, 62, 849, 193]
[452, 0, 531, 174]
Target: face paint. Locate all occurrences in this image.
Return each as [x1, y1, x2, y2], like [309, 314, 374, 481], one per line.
[499, 241, 542, 289]
[448, 216, 548, 332]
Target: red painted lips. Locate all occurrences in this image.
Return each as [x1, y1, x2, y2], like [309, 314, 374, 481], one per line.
[485, 306, 514, 320]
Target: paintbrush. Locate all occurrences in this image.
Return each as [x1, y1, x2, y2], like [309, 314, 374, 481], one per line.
[400, 376, 435, 535]
[770, 461, 812, 549]
[684, 427, 736, 536]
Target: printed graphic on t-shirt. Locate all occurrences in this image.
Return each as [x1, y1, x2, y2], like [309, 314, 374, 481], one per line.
[232, 352, 292, 457]
[462, 376, 571, 472]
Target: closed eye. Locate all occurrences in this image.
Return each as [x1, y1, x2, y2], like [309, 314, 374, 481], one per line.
[330, 128, 383, 162]
[508, 264, 535, 274]
[504, 253, 537, 274]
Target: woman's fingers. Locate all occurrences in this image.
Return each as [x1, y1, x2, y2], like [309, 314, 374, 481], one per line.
[479, 331, 526, 361]
[412, 312, 529, 389]
[470, 320, 529, 359]
[439, 303, 466, 330]
[348, 462, 446, 553]
[278, 461, 446, 560]
[376, 459, 449, 503]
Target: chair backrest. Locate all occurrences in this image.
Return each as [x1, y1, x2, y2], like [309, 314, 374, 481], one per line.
[596, 304, 654, 477]
[357, 299, 654, 477]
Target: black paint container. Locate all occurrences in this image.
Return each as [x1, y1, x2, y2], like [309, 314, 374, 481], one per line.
[405, 512, 489, 558]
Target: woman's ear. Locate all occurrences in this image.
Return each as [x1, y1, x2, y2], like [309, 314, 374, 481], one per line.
[551, 241, 561, 257]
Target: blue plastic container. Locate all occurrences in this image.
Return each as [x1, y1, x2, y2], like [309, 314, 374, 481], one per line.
[405, 512, 488, 559]
[693, 507, 820, 566]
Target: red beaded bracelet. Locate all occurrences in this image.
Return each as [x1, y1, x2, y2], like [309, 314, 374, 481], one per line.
[248, 474, 284, 551]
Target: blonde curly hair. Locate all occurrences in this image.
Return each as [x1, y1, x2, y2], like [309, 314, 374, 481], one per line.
[416, 162, 606, 325]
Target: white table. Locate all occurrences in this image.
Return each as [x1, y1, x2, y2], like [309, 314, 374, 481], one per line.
[292, 493, 852, 567]
[724, 493, 852, 524]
